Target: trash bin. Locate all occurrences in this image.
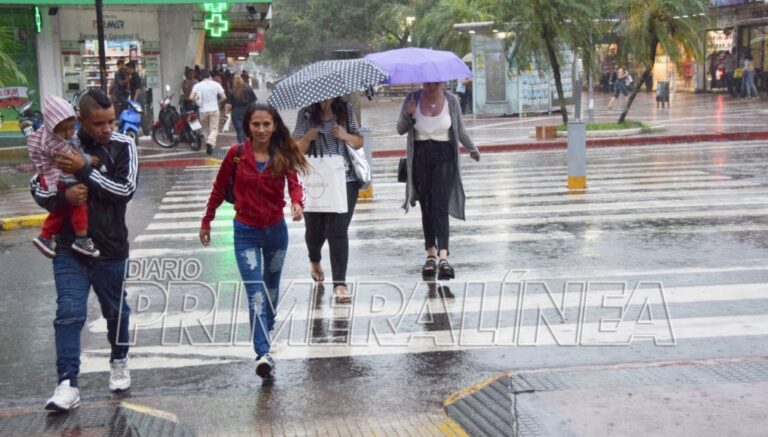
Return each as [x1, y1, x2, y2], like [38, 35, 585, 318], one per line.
[656, 81, 670, 108]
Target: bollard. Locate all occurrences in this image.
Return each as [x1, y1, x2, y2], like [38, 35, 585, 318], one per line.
[567, 121, 587, 190]
[359, 127, 374, 200]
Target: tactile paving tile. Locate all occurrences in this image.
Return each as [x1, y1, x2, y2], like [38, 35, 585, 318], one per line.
[0, 405, 194, 437]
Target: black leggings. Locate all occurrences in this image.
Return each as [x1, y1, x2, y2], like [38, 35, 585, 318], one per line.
[304, 181, 359, 287]
[412, 140, 456, 254]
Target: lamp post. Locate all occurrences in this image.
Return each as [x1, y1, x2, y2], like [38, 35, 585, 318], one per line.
[95, 0, 107, 91]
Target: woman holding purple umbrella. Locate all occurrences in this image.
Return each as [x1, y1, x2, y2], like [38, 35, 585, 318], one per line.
[397, 82, 480, 280]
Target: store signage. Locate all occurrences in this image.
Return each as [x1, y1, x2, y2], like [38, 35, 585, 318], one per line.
[34, 6, 42, 33]
[204, 3, 230, 37]
[0, 87, 30, 109]
[60, 10, 159, 41]
[93, 19, 126, 29]
[246, 33, 265, 53]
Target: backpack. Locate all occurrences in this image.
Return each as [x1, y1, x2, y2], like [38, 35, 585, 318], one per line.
[223, 144, 242, 203]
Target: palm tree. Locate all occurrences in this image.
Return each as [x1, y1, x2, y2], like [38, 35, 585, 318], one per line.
[412, 0, 495, 55]
[497, 0, 604, 124]
[0, 27, 27, 87]
[614, 0, 709, 123]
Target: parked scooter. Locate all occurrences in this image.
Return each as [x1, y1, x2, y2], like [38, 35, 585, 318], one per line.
[13, 90, 44, 137]
[151, 85, 203, 151]
[117, 99, 143, 145]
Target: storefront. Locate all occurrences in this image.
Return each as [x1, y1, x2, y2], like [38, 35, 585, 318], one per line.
[709, 0, 768, 92]
[0, 6, 40, 136]
[57, 7, 162, 108]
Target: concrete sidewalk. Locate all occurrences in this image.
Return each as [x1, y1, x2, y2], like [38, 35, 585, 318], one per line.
[444, 356, 768, 436]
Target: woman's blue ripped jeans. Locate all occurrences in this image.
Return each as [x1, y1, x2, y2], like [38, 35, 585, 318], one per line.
[233, 218, 288, 358]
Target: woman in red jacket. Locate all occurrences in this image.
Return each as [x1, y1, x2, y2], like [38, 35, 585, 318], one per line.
[199, 103, 309, 380]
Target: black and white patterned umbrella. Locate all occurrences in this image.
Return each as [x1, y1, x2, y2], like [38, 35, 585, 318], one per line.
[268, 59, 389, 110]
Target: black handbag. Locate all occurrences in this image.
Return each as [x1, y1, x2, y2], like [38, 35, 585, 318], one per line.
[224, 144, 243, 204]
[397, 157, 407, 183]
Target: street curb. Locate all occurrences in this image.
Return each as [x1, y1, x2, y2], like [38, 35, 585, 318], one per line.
[0, 213, 46, 231]
[444, 372, 509, 407]
[370, 130, 768, 158]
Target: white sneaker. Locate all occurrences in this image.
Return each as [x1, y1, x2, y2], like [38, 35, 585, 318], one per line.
[45, 380, 80, 411]
[109, 358, 131, 391]
[255, 353, 275, 379]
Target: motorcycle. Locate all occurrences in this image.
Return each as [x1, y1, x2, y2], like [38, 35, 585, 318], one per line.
[151, 85, 203, 151]
[117, 99, 143, 145]
[13, 90, 44, 137]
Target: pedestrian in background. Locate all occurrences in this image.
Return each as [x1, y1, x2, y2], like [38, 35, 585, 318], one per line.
[31, 89, 138, 411]
[607, 66, 629, 110]
[397, 82, 480, 280]
[111, 59, 130, 110]
[293, 97, 364, 303]
[191, 69, 226, 155]
[227, 75, 257, 145]
[200, 103, 309, 380]
[743, 55, 758, 98]
[722, 50, 737, 97]
[180, 67, 198, 112]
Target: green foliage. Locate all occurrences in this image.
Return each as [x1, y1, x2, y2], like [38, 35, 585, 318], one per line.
[0, 27, 28, 87]
[495, 0, 604, 124]
[411, 0, 494, 55]
[613, 0, 710, 122]
[264, 0, 412, 73]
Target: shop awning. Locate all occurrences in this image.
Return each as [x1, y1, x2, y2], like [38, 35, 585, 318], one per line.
[9, 0, 271, 4]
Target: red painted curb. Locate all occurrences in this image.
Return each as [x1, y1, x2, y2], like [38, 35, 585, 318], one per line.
[370, 130, 768, 158]
[140, 159, 213, 168]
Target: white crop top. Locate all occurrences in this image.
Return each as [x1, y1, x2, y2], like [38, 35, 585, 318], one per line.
[414, 100, 451, 141]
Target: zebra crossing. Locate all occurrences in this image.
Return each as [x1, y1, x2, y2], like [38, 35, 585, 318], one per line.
[80, 140, 768, 374]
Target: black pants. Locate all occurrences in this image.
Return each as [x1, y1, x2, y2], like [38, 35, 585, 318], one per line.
[304, 181, 359, 287]
[413, 140, 456, 254]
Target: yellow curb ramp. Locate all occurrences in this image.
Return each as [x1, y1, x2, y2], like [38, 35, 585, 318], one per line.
[0, 213, 46, 231]
[443, 371, 509, 407]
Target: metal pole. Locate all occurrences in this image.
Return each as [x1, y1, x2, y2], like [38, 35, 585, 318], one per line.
[95, 0, 107, 91]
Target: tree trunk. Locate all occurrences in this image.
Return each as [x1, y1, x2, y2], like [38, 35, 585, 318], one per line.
[544, 29, 568, 124]
[618, 39, 658, 123]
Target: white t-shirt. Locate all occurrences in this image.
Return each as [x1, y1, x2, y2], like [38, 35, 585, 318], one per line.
[191, 79, 225, 113]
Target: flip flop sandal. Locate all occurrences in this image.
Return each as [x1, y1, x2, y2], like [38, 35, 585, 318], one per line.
[310, 265, 325, 282]
[333, 285, 352, 304]
[422, 256, 438, 277]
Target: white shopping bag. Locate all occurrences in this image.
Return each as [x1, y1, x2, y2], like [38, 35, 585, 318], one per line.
[222, 113, 232, 132]
[302, 155, 348, 213]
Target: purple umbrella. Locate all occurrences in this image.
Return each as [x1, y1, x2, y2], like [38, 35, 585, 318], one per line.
[364, 47, 472, 84]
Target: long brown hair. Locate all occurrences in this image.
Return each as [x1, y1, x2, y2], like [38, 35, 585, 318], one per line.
[308, 97, 348, 128]
[232, 75, 245, 100]
[243, 103, 310, 177]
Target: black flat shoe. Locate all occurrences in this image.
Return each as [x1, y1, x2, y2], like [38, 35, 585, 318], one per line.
[437, 260, 455, 280]
[422, 256, 437, 277]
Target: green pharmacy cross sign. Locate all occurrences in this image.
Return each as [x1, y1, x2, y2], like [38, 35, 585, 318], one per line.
[204, 3, 229, 37]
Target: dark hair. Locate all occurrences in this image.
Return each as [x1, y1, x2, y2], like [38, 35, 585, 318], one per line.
[200, 69, 211, 79]
[127, 61, 137, 69]
[308, 97, 347, 128]
[79, 89, 113, 118]
[117, 59, 125, 66]
[242, 103, 309, 177]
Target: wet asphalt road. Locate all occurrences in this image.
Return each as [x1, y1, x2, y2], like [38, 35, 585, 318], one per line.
[2, 140, 768, 433]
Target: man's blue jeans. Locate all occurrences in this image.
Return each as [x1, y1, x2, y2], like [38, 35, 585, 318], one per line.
[233, 219, 288, 358]
[53, 251, 131, 387]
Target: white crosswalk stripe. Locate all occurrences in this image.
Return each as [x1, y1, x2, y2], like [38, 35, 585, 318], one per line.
[79, 142, 768, 373]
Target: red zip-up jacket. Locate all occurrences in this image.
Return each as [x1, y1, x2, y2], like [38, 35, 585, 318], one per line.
[201, 140, 305, 230]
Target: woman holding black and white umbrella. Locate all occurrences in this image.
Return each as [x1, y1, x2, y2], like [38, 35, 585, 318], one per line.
[294, 97, 363, 303]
